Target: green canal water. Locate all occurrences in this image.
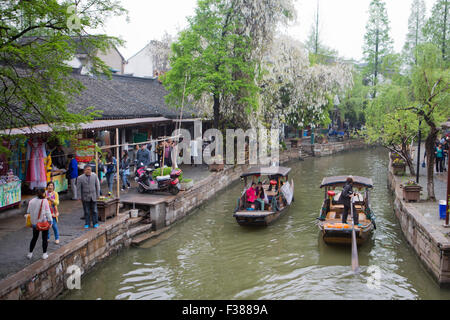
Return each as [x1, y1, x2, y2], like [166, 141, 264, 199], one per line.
[62, 147, 450, 300]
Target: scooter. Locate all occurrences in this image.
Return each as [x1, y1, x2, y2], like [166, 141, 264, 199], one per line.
[135, 161, 182, 195]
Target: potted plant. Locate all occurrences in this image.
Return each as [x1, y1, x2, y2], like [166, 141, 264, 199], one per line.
[209, 155, 224, 171]
[401, 180, 422, 202]
[390, 152, 402, 161]
[392, 157, 406, 175]
[97, 194, 119, 222]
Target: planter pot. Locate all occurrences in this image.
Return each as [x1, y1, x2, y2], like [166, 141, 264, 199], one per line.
[402, 185, 422, 202]
[392, 163, 406, 175]
[97, 198, 119, 222]
[291, 139, 299, 148]
[209, 163, 224, 172]
[180, 180, 194, 191]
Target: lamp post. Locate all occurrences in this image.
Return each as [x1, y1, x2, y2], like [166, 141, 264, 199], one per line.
[416, 119, 422, 184]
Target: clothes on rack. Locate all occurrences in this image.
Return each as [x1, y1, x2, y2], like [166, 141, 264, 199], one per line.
[26, 138, 47, 190]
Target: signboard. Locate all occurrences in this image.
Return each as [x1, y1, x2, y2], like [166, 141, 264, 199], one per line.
[52, 174, 68, 193]
[0, 181, 21, 209]
[75, 139, 95, 163]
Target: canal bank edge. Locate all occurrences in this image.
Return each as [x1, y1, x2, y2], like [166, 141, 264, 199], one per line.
[0, 138, 368, 300]
[387, 159, 450, 287]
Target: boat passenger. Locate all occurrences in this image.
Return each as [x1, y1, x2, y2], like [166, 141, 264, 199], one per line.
[246, 183, 264, 210]
[256, 182, 266, 210]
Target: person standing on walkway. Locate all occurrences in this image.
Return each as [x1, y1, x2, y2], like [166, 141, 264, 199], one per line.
[120, 150, 131, 191]
[435, 143, 444, 173]
[76, 165, 101, 229]
[26, 188, 53, 260]
[136, 144, 151, 167]
[164, 140, 172, 167]
[45, 181, 60, 244]
[442, 137, 449, 171]
[67, 154, 78, 200]
[105, 151, 117, 195]
[339, 176, 359, 226]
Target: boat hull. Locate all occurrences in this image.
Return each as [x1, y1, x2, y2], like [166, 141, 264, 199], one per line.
[233, 207, 288, 226]
[318, 222, 373, 245]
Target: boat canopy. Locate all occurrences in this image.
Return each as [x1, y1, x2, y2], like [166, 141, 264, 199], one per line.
[320, 176, 373, 189]
[240, 166, 291, 178]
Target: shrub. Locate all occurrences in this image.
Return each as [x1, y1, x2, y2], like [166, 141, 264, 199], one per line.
[152, 167, 183, 181]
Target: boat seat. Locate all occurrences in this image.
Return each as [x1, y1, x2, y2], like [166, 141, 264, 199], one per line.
[326, 211, 336, 219]
[156, 175, 170, 181]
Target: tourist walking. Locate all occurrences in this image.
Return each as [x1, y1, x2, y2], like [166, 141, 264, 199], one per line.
[105, 151, 117, 195]
[26, 188, 53, 260]
[120, 150, 131, 191]
[435, 144, 444, 173]
[339, 176, 359, 226]
[67, 154, 78, 200]
[76, 165, 101, 229]
[46, 181, 60, 244]
[190, 138, 199, 166]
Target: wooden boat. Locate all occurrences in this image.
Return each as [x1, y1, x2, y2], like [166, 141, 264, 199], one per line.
[233, 166, 294, 226]
[317, 176, 376, 245]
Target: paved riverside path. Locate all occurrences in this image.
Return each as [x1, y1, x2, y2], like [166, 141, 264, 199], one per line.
[0, 199, 93, 281]
[0, 163, 213, 281]
[402, 144, 449, 235]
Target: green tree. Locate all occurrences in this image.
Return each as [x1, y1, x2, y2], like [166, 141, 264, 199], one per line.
[403, 0, 427, 66]
[423, 0, 449, 63]
[365, 84, 419, 176]
[340, 70, 371, 128]
[0, 0, 126, 140]
[407, 43, 449, 200]
[304, 0, 338, 65]
[163, 0, 295, 130]
[362, 0, 393, 97]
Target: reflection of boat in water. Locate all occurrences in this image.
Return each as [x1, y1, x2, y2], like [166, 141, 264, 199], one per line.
[317, 176, 376, 245]
[233, 166, 294, 226]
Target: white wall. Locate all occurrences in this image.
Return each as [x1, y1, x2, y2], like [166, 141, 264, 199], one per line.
[124, 46, 154, 78]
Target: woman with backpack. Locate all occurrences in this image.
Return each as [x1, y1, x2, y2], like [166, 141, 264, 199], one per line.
[26, 188, 53, 260]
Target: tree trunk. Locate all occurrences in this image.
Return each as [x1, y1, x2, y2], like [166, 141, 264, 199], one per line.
[213, 93, 220, 129]
[425, 129, 438, 200]
[442, 0, 448, 60]
[373, 29, 379, 98]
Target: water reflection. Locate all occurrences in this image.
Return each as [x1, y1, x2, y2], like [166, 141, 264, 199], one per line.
[62, 148, 450, 300]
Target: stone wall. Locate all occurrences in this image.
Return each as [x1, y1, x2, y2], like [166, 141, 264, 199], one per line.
[311, 138, 367, 157]
[0, 213, 133, 300]
[387, 161, 450, 286]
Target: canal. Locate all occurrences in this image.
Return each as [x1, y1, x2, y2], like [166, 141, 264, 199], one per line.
[62, 147, 450, 300]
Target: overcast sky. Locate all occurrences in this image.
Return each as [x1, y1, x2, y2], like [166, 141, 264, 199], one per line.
[102, 0, 437, 61]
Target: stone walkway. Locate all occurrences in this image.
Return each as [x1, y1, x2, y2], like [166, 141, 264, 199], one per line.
[0, 163, 214, 281]
[401, 144, 449, 234]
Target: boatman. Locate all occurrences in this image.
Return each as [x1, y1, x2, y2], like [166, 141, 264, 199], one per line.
[339, 176, 359, 226]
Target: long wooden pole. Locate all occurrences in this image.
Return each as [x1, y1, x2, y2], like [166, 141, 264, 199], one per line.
[95, 143, 98, 180]
[116, 128, 120, 216]
[350, 196, 360, 273]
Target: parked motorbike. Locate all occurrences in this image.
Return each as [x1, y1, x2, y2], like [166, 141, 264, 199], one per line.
[134, 161, 182, 195]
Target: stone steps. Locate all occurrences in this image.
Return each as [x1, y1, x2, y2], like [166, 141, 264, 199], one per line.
[128, 223, 153, 238]
[131, 230, 157, 246]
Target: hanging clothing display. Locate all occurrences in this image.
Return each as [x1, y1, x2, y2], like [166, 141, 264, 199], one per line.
[26, 138, 47, 190]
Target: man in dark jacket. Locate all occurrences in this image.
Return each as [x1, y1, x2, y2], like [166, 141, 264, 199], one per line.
[339, 176, 358, 225]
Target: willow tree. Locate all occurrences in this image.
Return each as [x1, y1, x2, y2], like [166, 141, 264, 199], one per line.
[163, 0, 296, 130]
[365, 84, 419, 176]
[423, 0, 449, 63]
[403, 0, 427, 66]
[0, 0, 126, 139]
[407, 43, 450, 200]
[362, 0, 393, 98]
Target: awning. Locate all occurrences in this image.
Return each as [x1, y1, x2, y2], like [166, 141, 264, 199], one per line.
[320, 176, 373, 189]
[241, 166, 291, 178]
[0, 117, 172, 136]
